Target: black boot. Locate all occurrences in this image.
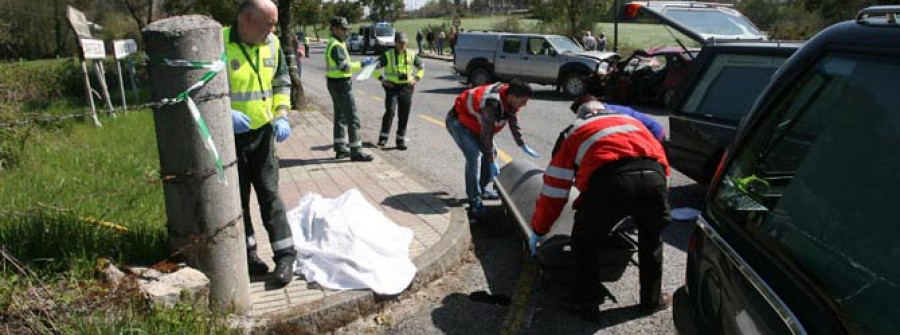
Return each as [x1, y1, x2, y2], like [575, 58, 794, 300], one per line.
[247, 252, 269, 275]
[396, 140, 408, 151]
[350, 151, 374, 162]
[273, 255, 295, 286]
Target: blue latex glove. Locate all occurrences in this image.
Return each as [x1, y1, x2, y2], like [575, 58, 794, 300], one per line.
[520, 144, 540, 158]
[274, 116, 291, 142]
[528, 234, 540, 256]
[490, 161, 500, 179]
[361, 57, 376, 67]
[232, 110, 251, 134]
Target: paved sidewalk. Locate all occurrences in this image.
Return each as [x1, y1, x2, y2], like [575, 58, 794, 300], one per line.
[244, 110, 470, 333]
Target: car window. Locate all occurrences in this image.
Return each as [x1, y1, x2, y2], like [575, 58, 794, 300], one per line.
[661, 7, 765, 40]
[502, 36, 522, 54]
[711, 52, 900, 334]
[681, 53, 787, 122]
[547, 36, 582, 53]
[375, 27, 395, 37]
[527, 37, 552, 55]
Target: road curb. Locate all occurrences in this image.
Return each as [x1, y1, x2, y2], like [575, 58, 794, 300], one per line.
[259, 206, 470, 334]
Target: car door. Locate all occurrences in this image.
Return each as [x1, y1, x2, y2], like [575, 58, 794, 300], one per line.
[690, 50, 900, 335]
[494, 35, 524, 80]
[519, 36, 560, 83]
[666, 48, 791, 183]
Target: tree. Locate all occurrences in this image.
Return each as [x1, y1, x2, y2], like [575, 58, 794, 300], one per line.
[278, 0, 304, 105]
[360, 0, 404, 22]
[292, 0, 323, 37]
[117, 0, 155, 31]
[528, 0, 608, 38]
[324, 1, 364, 23]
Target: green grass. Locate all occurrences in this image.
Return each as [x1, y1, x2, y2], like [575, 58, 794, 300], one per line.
[0, 111, 167, 276]
[305, 15, 699, 56]
[0, 109, 238, 332]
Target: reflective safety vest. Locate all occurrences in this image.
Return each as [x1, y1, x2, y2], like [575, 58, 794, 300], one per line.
[224, 27, 290, 130]
[453, 83, 510, 135]
[531, 113, 670, 234]
[325, 36, 360, 79]
[376, 49, 424, 84]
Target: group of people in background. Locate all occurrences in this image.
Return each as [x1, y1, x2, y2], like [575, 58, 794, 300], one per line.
[416, 27, 459, 55]
[581, 31, 608, 52]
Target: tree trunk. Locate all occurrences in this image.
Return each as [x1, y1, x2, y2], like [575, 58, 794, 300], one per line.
[278, 0, 305, 108]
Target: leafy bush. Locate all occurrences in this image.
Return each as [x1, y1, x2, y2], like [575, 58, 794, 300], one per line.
[493, 17, 527, 33]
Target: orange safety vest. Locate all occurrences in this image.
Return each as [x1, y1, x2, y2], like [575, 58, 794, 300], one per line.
[453, 83, 512, 135]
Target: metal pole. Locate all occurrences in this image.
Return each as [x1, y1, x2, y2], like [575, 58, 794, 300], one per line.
[80, 59, 101, 127]
[613, 0, 619, 52]
[143, 15, 250, 315]
[93, 60, 116, 117]
[116, 60, 127, 109]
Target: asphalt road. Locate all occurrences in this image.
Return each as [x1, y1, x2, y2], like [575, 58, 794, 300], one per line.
[299, 43, 705, 334]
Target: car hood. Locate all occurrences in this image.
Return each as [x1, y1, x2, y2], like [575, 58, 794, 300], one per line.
[568, 50, 621, 63]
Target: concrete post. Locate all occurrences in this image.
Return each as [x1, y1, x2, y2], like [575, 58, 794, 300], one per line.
[143, 15, 250, 315]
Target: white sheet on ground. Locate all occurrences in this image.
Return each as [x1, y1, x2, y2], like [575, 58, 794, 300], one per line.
[286, 189, 417, 295]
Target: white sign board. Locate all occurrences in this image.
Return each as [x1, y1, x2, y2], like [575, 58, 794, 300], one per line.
[67, 6, 92, 38]
[113, 39, 137, 59]
[80, 39, 107, 59]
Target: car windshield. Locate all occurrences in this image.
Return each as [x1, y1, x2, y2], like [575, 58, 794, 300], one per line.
[547, 36, 582, 53]
[375, 27, 395, 37]
[663, 8, 765, 40]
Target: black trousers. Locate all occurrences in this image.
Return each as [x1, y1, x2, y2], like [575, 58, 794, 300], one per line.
[572, 158, 670, 307]
[235, 124, 295, 261]
[379, 83, 414, 144]
[327, 78, 363, 153]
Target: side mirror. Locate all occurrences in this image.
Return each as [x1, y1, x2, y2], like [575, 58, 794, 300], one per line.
[548, 49, 558, 57]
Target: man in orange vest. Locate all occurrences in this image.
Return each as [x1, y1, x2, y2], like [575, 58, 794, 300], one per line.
[445, 79, 540, 217]
[531, 99, 672, 320]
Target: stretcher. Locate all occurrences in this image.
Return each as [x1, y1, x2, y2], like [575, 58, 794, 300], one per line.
[495, 159, 638, 285]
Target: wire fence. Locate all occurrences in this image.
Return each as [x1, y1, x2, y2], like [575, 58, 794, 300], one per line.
[0, 92, 229, 131]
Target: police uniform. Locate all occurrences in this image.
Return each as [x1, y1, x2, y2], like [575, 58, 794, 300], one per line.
[375, 32, 425, 149]
[223, 26, 296, 273]
[325, 17, 372, 161]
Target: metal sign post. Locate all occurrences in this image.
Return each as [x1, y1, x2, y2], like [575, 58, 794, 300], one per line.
[67, 6, 102, 127]
[113, 39, 138, 109]
[91, 48, 117, 118]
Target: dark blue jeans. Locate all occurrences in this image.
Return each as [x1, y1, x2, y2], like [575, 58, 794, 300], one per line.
[445, 111, 496, 206]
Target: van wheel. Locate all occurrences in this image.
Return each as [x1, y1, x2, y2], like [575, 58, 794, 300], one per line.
[562, 72, 588, 97]
[469, 68, 493, 86]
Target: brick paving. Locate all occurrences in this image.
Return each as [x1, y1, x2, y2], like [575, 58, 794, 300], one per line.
[241, 110, 469, 330]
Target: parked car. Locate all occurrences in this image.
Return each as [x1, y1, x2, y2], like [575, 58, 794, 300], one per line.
[673, 6, 900, 335]
[606, 46, 699, 108]
[666, 42, 800, 183]
[359, 22, 395, 55]
[621, 0, 796, 183]
[453, 32, 619, 96]
[347, 33, 364, 53]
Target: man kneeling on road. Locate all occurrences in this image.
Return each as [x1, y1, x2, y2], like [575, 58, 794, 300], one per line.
[445, 79, 540, 218]
[530, 98, 672, 320]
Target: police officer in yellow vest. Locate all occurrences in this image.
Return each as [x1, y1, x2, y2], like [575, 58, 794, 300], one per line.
[226, 0, 295, 286]
[326, 16, 377, 161]
[375, 32, 425, 150]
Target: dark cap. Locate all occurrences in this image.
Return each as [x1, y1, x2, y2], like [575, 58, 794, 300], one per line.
[330, 16, 351, 29]
[395, 32, 409, 43]
[570, 94, 598, 113]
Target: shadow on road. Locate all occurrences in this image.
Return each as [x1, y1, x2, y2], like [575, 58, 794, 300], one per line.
[419, 87, 467, 95]
[381, 192, 451, 215]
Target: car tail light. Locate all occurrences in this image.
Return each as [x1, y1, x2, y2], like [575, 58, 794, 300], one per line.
[623, 3, 643, 19]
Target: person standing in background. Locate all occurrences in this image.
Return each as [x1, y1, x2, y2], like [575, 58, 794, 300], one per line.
[375, 32, 425, 151]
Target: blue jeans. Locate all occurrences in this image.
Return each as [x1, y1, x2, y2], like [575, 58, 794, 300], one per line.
[446, 111, 496, 206]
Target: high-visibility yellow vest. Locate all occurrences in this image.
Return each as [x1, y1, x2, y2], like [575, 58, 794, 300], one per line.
[325, 36, 360, 79]
[377, 49, 425, 84]
[224, 27, 290, 130]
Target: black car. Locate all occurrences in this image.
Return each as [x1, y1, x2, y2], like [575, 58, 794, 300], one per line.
[674, 6, 900, 334]
[666, 42, 801, 183]
[618, 1, 798, 183]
